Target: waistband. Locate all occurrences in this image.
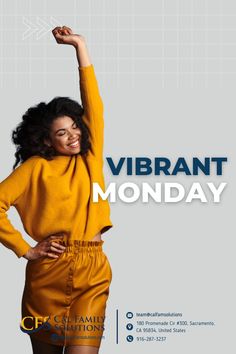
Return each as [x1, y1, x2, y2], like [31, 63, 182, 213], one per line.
[58, 240, 104, 253]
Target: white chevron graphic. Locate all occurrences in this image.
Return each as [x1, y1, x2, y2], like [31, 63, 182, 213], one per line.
[22, 17, 38, 40]
[22, 16, 61, 40]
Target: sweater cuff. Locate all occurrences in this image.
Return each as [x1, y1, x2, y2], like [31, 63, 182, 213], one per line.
[78, 64, 94, 80]
[13, 240, 32, 259]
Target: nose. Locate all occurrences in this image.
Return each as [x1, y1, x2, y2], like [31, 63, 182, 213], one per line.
[68, 130, 81, 139]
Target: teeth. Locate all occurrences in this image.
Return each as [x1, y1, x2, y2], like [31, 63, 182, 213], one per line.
[69, 140, 79, 147]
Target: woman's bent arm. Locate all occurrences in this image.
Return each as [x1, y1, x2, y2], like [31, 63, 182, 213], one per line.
[0, 158, 37, 258]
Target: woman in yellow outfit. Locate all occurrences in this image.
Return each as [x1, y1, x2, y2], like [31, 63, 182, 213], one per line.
[0, 26, 113, 354]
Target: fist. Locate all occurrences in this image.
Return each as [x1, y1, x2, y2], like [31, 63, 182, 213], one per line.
[52, 26, 85, 48]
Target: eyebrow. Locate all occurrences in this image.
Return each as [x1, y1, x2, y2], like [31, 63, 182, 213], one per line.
[55, 121, 77, 134]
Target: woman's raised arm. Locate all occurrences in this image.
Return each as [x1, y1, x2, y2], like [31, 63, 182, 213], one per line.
[52, 26, 104, 161]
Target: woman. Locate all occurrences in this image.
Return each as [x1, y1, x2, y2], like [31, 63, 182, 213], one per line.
[0, 26, 113, 354]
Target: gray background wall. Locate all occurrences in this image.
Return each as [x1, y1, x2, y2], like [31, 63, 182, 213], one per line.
[0, 1, 235, 353]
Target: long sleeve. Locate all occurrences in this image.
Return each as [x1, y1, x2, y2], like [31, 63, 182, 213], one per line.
[79, 64, 104, 162]
[0, 158, 36, 258]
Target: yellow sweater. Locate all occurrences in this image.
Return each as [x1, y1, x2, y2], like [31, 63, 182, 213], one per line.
[0, 64, 113, 258]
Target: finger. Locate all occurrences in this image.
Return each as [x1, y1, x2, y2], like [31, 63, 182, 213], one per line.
[62, 25, 72, 30]
[47, 252, 59, 259]
[49, 238, 64, 243]
[52, 27, 65, 37]
[52, 27, 62, 35]
[49, 246, 65, 254]
[62, 26, 73, 34]
[49, 234, 65, 239]
[52, 26, 61, 32]
[55, 31, 63, 37]
[49, 244, 66, 253]
[58, 27, 70, 36]
[50, 242, 66, 250]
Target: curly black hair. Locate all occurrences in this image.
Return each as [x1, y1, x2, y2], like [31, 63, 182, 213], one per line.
[11, 96, 91, 169]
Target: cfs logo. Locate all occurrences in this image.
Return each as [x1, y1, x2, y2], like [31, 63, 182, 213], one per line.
[20, 316, 51, 333]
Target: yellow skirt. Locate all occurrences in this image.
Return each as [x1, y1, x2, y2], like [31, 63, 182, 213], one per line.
[21, 240, 112, 348]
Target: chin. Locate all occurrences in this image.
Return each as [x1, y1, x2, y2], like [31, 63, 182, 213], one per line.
[67, 149, 81, 155]
[70, 151, 81, 155]
[56, 146, 81, 155]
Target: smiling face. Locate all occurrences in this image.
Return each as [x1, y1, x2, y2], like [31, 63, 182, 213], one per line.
[45, 116, 82, 156]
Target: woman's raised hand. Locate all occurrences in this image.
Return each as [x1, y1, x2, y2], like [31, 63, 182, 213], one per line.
[52, 26, 85, 48]
[23, 234, 66, 261]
